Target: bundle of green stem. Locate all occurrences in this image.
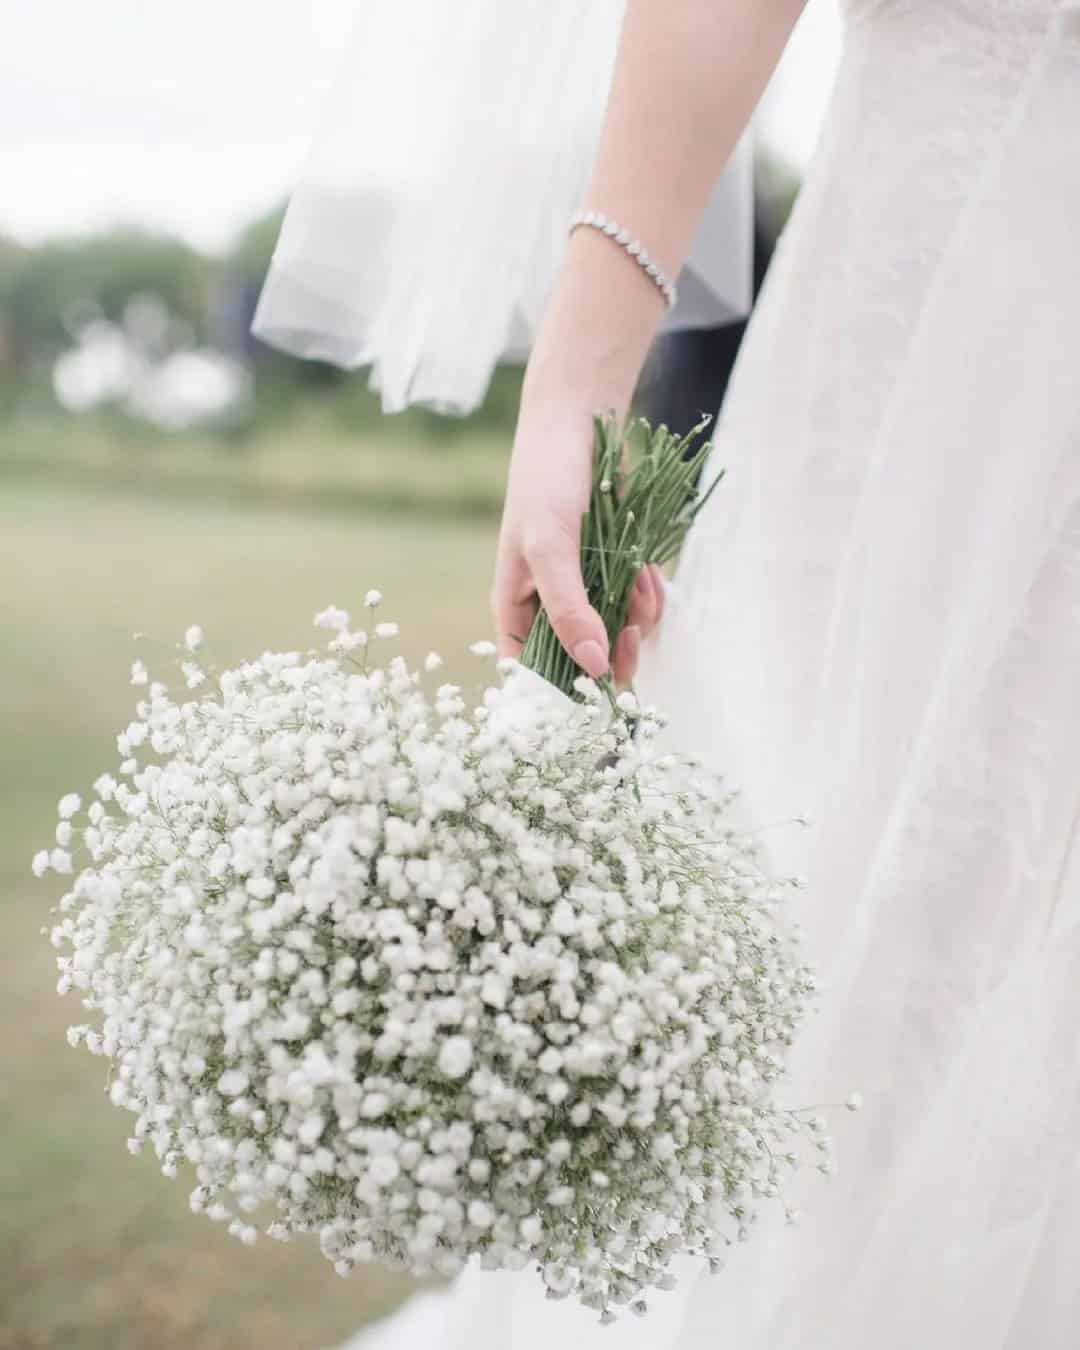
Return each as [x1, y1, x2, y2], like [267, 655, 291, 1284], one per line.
[520, 412, 722, 699]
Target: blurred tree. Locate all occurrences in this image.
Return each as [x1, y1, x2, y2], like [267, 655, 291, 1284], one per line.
[226, 206, 287, 287]
[0, 234, 28, 379]
[0, 229, 208, 372]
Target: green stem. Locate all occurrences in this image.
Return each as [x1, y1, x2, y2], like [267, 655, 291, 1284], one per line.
[519, 412, 717, 699]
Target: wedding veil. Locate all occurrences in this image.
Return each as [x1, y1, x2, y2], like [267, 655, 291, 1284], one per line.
[251, 0, 753, 416]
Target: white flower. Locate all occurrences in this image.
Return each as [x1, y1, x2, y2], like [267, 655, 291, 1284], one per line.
[467, 1200, 494, 1228]
[218, 1070, 249, 1097]
[58, 793, 81, 820]
[550, 899, 577, 937]
[364, 590, 383, 608]
[130, 660, 149, 686]
[468, 640, 497, 658]
[329, 630, 367, 653]
[314, 607, 350, 632]
[424, 652, 444, 672]
[184, 625, 204, 653]
[369, 1155, 400, 1187]
[31, 849, 50, 877]
[437, 1036, 474, 1079]
[652, 1132, 676, 1160]
[480, 972, 508, 1009]
[374, 622, 399, 640]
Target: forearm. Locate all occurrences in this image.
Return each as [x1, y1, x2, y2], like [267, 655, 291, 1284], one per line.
[523, 0, 807, 415]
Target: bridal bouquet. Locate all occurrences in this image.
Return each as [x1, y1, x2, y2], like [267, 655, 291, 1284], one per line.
[35, 416, 837, 1322]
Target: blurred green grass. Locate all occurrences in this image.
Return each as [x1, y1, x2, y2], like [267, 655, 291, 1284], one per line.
[0, 477, 498, 1349]
[0, 408, 510, 523]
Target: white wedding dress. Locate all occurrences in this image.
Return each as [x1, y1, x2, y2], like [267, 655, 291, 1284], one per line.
[330, 1, 1080, 1345]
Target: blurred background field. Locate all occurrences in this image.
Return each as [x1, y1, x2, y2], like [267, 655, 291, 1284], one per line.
[0, 207, 524, 521]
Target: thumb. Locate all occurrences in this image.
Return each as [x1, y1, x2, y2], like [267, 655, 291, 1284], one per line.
[525, 527, 609, 679]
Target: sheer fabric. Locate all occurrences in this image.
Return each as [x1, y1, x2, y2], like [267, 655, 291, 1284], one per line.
[251, 0, 753, 415]
[344, 1, 1080, 1346]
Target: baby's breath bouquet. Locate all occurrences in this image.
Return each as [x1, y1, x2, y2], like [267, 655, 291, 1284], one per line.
[34, 416, 841, 1323]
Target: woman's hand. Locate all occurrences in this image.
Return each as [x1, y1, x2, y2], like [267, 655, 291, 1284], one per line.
[492, 393, 665, 686]
[490, 226, 671, 688]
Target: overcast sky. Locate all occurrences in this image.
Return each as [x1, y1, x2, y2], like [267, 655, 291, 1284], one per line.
[3, 0, 842, 254]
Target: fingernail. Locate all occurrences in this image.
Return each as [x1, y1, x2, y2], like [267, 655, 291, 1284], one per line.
[572, 639, 608, 678]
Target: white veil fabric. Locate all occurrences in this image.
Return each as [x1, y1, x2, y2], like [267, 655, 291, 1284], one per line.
[250, 0, 753, 416]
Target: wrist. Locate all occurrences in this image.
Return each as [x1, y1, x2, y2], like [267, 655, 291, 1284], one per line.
[522, 227, 667, 416]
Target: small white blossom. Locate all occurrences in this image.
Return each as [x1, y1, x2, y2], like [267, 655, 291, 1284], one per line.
[184, 625, 204, 653]
[468, 640, 497, 658]
[130, 660, 149, 686]
[369, 1154, 400, 1187]
[329, 630, 367, 653]
[364, 590, 383, 608]
[58, 793, 81, 820]
[314, 606, 351, 632]
[374, 622, 399, 639]
[437, 1036, 474, 1079]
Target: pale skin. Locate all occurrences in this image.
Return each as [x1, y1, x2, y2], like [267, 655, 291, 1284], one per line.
[493, 0, 808, 683]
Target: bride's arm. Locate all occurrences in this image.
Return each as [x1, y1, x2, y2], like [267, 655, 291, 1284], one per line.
[494, 0, 806, 681]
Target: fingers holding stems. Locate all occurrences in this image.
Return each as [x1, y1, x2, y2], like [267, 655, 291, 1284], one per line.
[494, 525, 610, 678]
[494, 545, 665, 688]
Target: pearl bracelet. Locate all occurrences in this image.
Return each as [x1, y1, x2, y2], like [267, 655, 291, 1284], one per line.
[568, 210, 678, 309]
